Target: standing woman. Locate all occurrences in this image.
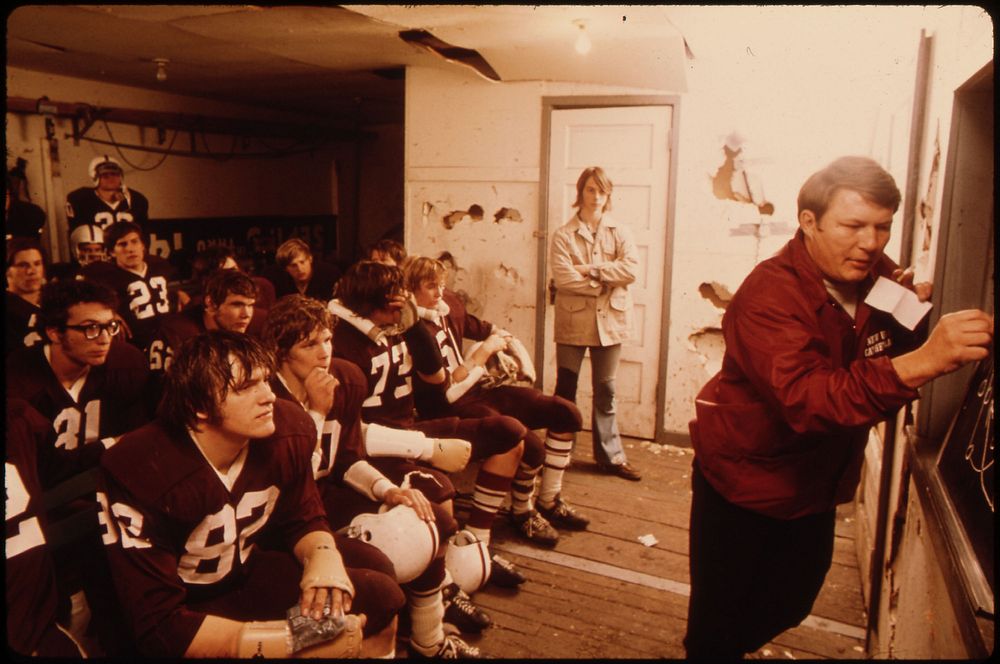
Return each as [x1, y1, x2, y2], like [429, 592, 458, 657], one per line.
[548, 166, 642, 483]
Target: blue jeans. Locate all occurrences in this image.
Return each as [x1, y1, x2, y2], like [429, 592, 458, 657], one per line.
[554, 343, 627, 466]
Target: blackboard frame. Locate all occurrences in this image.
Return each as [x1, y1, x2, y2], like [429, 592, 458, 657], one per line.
[932, 350, 995, 615]
[909, 59, 995, 622]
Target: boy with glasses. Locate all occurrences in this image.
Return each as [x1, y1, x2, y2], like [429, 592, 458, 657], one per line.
[7, 278, 151, 452]
[6, 278, 152, 655]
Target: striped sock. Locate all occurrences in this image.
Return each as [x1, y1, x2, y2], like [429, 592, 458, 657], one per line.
[467, 467, 512, 535]
[510, 461, 541, 516]
[408, 587, 445, 656]
[537, 433, 574, 507]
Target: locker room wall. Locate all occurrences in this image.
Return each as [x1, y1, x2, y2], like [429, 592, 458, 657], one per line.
[5, 66, 403, 265]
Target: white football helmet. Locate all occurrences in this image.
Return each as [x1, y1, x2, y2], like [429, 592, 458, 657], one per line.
[341, 505, 439, 584]
[88, 155, 123, 182]
[70, 224, 107, 265]
[444, 529, 492, 593]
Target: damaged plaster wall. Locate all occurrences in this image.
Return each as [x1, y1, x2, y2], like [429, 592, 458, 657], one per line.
[658, 6, 946, 435]
[408, 178, 536, 336]
[404, 65, 667, 350]
[404, 7, 987, 439]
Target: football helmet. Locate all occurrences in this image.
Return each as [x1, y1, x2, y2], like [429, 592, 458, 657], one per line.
[444, 529, 492, 593]
[341, 505, 439, 584]
[70, 224, 107, 265]
[88, 155, 124, 183]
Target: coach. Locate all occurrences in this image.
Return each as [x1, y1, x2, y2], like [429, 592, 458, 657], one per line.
[683, 156, 993, 658]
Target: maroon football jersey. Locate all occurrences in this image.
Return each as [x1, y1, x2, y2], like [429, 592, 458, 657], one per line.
[66, 186, 149, 232]
[5, 399, 63, 655]
[82, 255, 176, 350]
[144, 307, 205, 373]
[332, 318, 417, 428]
[7, 341, 152, 456]
[5, 291, 44, 357]
[147, 305, 268, 374]
[416, 291, 578, 432]
[98, 399, 329, 657]
[269, 357, 368, 483]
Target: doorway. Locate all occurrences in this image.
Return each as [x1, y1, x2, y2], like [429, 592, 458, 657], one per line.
[535, 97, 680, 442]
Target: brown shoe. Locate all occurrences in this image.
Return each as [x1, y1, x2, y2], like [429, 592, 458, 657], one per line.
[597, 461, 642, 481]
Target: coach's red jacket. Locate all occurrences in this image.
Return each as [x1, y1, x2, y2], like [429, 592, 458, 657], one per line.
[689, 230, 923, 519]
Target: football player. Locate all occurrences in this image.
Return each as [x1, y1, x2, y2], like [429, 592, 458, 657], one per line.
[144, 268, 262, 404]
[48, 224, 109, 283]
[5, 237, 46, 355]
[329, 261, 529, 585]
[6, 278, 151, 459]
[98, 331, 405, 658]
[263, 237, 341, 301]
[6, 278, 152, 654]
[263, 294, 485, 656]
[81, 221, 180, 351]
[183, 245, 277, 311]
[6, 398, 88, 657]
[404, 256, 589, 548]
[145, 269, 263, 404]
[367, 238, 407, 266]
[65, 155, 149, 234]
[71, 224, 108, 267]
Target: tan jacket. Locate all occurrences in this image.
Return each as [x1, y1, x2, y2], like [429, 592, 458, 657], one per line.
[550, 213, 638, 346]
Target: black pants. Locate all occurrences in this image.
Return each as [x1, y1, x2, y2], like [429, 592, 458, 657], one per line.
[684, 460, 836, 659]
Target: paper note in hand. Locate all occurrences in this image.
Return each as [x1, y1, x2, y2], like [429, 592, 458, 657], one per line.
[864, 276, 932, 330]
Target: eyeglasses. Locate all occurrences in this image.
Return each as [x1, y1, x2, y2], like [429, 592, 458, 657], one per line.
[64, 321, 121, 340]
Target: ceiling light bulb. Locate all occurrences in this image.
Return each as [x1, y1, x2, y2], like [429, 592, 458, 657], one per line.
[574, 20, 591, 55]
[154, 58, 169, 83]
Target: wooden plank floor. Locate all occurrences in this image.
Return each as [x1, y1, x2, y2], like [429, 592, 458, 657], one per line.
[447, 433, 868, 660]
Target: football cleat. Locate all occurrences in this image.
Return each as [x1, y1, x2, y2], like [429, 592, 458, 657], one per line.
[410, 633, 482, 659]
[511, 509, 559, 547]
[537, 494, 590, 530]
[488, 550, 526, 587]
[442, 583, 491, 633]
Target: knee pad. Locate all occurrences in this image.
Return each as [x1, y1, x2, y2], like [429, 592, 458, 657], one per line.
[547, 395, 583, 433]
[554, 367, 579, 403]
[347, 569, 405, 635]
[480, 415, 527, 452]
[334, 533, 398, 579]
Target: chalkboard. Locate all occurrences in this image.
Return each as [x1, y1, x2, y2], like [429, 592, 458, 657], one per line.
[936, 347, 994, 587]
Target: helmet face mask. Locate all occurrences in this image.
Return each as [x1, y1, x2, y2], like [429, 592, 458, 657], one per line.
[70, 225, 107, 265]
[76, 243, 107, 266]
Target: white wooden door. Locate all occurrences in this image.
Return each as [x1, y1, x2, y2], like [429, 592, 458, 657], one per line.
[542, 105, 671, 440]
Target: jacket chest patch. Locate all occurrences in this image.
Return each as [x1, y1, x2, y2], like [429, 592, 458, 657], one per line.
[863, 329, 893, 358]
